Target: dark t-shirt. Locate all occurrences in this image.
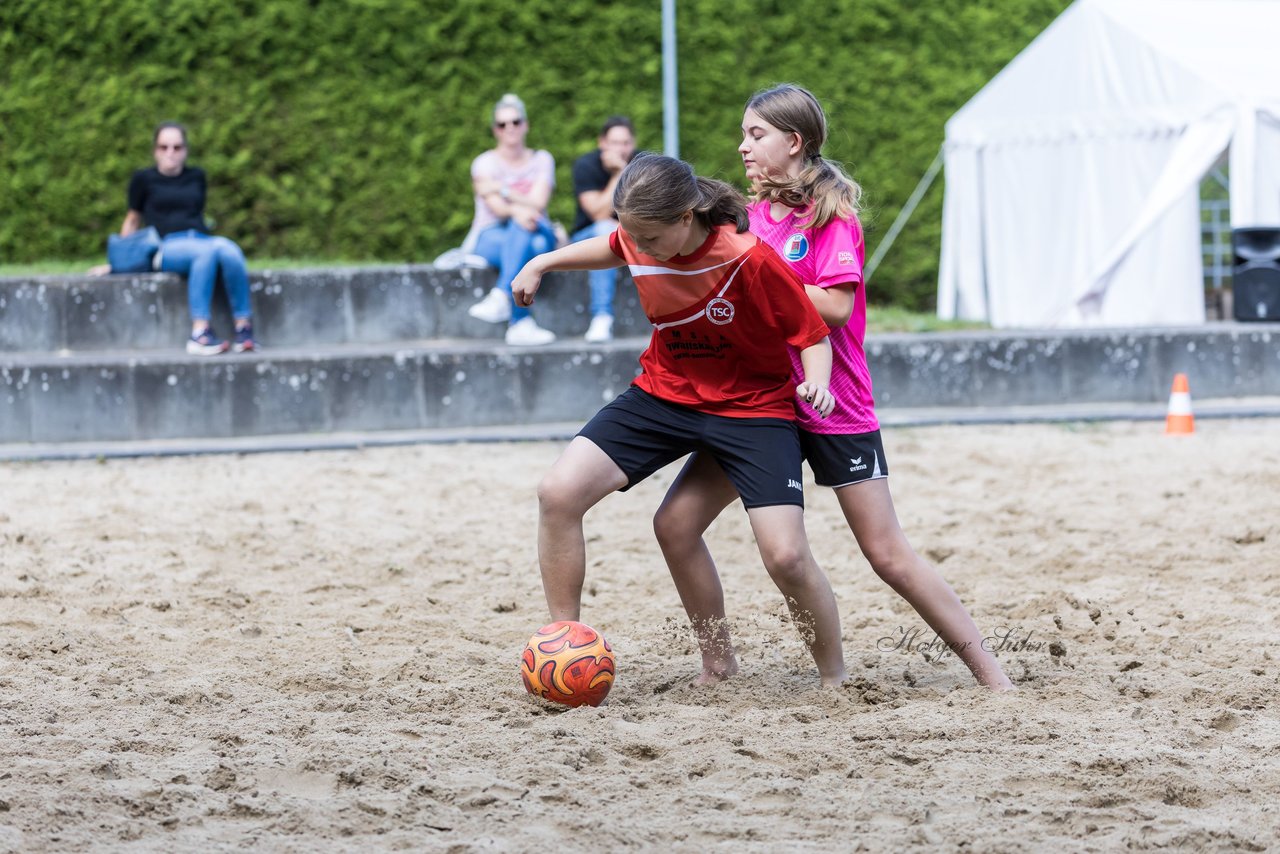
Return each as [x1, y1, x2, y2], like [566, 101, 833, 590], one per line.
[127, 167, 209, 237]
[571, 150, 616, 235]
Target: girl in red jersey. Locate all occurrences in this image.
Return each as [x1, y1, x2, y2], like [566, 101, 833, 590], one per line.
[653, 85, 1013, 690]
[511, 153, 850, 686]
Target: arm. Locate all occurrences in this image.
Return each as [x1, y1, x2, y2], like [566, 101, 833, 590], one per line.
[576, 149, 626, 222]
[474, 175, 550, 230]
[510, 177, 551, 212]
[511, 236, 622, 307]
[577, 171, 623, 222]
[795, 337, 836, 418]
[804, 283, 854, 328]
[120, 210, 143, 237]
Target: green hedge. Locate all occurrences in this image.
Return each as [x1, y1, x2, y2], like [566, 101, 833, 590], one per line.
[0, 0, 1069, 310]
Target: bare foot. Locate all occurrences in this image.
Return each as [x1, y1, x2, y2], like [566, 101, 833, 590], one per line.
[820, 670, 851, 688]
[974, 665, 1016, 692]
[693, 657, 739, 686]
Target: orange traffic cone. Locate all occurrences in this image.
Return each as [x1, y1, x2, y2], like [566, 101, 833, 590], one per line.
[1165, 373, 1195, 434]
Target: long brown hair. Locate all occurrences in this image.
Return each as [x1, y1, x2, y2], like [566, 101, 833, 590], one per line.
[745, 84, 862, 229]
[613, 153, 749, 233]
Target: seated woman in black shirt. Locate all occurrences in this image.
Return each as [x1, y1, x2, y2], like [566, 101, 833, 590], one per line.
[114, 122, 255, 355]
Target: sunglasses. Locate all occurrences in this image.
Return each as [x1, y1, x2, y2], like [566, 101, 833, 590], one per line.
[494, 118, 525, 129]
[156, 144, 186, 151]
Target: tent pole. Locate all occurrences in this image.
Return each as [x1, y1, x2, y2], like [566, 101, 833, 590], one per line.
[865, 148, 944, 282]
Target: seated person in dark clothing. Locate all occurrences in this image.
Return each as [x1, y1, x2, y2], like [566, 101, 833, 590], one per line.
[570, 116, 636, 342]
[95, 122, 255, 355]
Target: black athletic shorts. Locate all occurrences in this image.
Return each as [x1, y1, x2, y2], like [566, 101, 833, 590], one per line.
[800, 429, 889, 488]
[578, 387, 806, 508]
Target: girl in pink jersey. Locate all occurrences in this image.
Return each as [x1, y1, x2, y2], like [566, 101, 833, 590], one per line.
[511, 153, 852, 686]
[653, 85, 1013, 690]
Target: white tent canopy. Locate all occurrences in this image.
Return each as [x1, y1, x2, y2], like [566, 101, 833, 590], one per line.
[938, 0, 1280, 328]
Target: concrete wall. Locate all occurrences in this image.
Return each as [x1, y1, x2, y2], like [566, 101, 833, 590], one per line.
[0, 266, 648, 351]
[2, 266, 1278, 445]
[0, 343, 642, 443]
[869, 327, 1280, 407]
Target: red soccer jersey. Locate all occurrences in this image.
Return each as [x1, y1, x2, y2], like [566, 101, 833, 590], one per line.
[609, 223, 829, 419]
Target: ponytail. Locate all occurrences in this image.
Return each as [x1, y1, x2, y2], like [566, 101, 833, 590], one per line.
[614, 153, 749, 233]
[745, 83, 863, 229]
[692, 176, 750, 232]
[756, 157, 862, 230]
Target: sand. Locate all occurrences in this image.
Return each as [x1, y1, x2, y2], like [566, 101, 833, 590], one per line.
[1, 419, 1278, 852]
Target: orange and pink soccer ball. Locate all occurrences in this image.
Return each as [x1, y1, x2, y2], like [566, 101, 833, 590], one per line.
[520, 621, 615, 708]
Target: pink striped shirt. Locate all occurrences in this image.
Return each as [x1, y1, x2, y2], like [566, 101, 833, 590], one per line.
[747, 201, 878, 434]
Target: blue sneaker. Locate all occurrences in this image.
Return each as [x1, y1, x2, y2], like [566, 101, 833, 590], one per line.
[233, 321, 256, 353]
[186, 328, 229, 356]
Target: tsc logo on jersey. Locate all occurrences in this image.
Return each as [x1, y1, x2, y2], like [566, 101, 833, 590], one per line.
[838, 251, 856, 265]
[706, 297, 735, 325]
[782, 233, 809, 262]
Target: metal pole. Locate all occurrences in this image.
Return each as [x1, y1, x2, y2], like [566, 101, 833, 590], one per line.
[864, 148, 943, 283]
[662, 0, 679, 158]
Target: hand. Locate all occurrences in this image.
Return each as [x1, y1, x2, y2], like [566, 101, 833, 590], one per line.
[511, 262, 544, 308]
[601, 149, 628, 174]
[87, 263, 112, 277]
[795, 382, 835, 419]
[511, 205, 541, 231]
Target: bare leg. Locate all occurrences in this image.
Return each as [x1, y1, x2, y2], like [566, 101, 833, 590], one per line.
[536, 437, 628, 621]
[747, 504, 849, 686]
[653, 454, 741, 684]
[837, 479, 1013, 690]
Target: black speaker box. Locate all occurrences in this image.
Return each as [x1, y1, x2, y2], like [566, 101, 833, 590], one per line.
[1232, 228, 1280, 321]
[1233, 263, 1280, 321]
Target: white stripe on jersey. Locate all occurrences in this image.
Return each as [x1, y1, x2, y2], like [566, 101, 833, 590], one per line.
[626, 250, 750, 279]
[652, 256, 750, 331]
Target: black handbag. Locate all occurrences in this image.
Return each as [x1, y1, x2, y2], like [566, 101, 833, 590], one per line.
[107, 226, 162, 273]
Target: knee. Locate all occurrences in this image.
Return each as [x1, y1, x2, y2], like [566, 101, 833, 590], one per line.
[760, 543, 815, 590]
[537, 470, 585, 519]
[212, 237, 246, 263]
[652, 503, 700, 552]
[864, 543, 922, 592]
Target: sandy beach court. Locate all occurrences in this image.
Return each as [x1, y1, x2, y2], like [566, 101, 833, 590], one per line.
[1, 419, 1277, 851]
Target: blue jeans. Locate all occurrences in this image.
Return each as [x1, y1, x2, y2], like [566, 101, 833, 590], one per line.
[572, 220, 619, 317]
[159, 230, 252, 322]
[472, 218, 556, 323]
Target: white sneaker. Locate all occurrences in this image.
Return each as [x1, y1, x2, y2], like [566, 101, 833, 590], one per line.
[467, 287, 511, 323]
[505, 316, 557, 346]
[584, 314, 614, 343]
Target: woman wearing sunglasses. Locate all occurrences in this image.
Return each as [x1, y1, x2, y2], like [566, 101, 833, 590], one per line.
[463, 94, 559, 345]
[100, 122, 256, 355]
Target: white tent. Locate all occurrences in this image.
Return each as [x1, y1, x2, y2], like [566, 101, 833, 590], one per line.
[938, 0, 1280, 328]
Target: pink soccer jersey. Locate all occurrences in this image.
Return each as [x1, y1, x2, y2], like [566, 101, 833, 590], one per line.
[747, 200, 878, 434]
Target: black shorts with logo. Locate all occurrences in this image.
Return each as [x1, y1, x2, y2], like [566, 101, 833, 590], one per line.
[800, 429, 889, 488]
[578, 387, 805, 508]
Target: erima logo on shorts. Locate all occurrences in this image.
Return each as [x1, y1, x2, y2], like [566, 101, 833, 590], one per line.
[787, 479, 803, 491]
[783, 234, 809, 262]
[849, 456, 867, 473]
[706, 297, 735, 325]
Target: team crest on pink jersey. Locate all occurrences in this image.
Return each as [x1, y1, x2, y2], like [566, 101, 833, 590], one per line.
[782, 233, 809, 262]
[706, 297, 735, 325]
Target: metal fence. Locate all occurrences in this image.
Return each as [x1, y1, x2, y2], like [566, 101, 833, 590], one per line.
[1202, 197, 1232, 290]
[1201, 167, 1231, 294]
